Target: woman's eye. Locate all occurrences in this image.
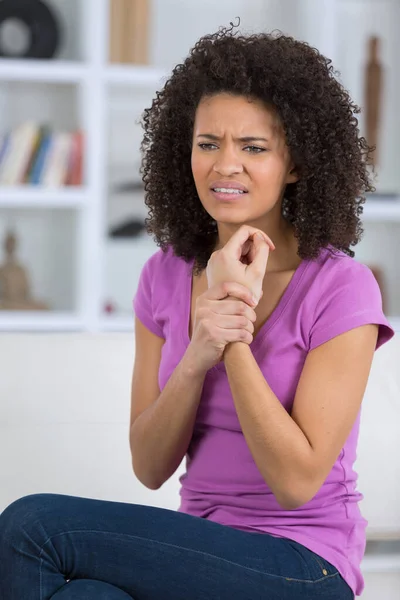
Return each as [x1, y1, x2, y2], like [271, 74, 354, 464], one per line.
[244, 146, 266, 154]
[197, 143, 266, 153]
[198, 143, 217, 151]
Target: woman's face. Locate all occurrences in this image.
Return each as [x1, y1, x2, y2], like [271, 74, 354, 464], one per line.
[191, 93, 297, 226]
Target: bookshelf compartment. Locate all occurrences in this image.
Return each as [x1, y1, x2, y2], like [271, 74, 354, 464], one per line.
[103, 84, 158, 321]
[334, 0, 400, 195]
[108, 0, 150, 66]
[107, 85, 157, 170]
[0, 81, 84, 188]
[103, 233, 157, 320]
[39, 0, 86, 62]
[0, 208, 80, 313]
[106, 85, 158, 232]
[0, 0, 86, 64]
[0, 81, 80, 131]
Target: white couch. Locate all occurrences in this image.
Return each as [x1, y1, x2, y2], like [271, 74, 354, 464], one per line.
[0, 332, 399, 597]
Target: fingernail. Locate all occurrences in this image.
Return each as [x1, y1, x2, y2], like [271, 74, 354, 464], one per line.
[256, 233, 265, 240]
[251, 295, 258, 305]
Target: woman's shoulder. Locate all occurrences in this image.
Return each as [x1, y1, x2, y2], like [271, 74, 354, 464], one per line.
[306, 245, 394, 350]
[305, 244, 384, 314]
[144, 244, 189, 269]
[134, 244, 193, 335]
[311, 245, 375, 286]
[140, 244, 192, 288]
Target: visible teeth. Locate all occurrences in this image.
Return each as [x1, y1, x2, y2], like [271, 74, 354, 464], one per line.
[213, 187, 244, 194]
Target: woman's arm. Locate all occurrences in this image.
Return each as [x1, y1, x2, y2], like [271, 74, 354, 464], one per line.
[130, 318, 205, 490]
[130, 280, 257, 490]
[223, 323, 378, 509]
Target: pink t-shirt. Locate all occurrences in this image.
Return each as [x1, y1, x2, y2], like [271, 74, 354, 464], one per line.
[133, 244, 395, 597]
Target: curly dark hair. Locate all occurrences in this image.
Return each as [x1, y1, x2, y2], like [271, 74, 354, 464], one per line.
[140, 21, 374, 273]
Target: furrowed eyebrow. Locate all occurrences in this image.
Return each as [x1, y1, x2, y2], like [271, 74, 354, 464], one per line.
[197, 134, 269, 143]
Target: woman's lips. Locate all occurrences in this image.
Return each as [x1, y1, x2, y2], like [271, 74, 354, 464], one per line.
[211, 189, 248, 202]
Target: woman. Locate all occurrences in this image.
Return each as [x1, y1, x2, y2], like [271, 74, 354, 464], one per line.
[0, 23, 395, 600]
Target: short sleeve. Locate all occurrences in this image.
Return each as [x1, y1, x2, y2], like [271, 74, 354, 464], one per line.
[133, 252, 164, 338]
[309, 261, 395, 351]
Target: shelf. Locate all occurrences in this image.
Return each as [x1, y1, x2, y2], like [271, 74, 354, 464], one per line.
[0, 187, 88, 209]
[0, 59, 88, 84]
[105, 64, 167, 87]
[0, 312, 84, 332]
[361, 554, 400, 573]
[363, 199, 400, 221]
[0, 60, 166, 87]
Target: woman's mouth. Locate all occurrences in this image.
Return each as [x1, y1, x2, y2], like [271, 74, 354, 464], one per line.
[211, 187, 248, 202]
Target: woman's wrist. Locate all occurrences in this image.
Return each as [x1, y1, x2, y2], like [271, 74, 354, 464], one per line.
[181, 347, 209, 381]
[223, 341, 251, 361]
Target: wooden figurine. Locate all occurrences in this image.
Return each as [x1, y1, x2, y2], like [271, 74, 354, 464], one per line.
[0, 230, 48, 310]
[365, 36, 383, 167]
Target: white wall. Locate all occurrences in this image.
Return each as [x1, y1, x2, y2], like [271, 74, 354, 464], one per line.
[0, 332, 185, 511]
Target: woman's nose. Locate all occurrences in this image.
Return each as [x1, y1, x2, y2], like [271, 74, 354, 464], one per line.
[213, 148, 243, 176]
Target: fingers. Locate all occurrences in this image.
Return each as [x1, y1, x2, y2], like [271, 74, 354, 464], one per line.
[196, 296, 257, 345]
[210, 298, 257, 322]
[241, 239, 252, 264]
[211, 314, 255, 335]
[223, 225, 275, 259]
[196, 288, 257, 347]
[219, 327, 253, 345]
[248, 233, 271, 277]
[205, 281, 257, 307]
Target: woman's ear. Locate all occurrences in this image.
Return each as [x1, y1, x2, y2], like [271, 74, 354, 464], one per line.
[286, 165, 299, 184]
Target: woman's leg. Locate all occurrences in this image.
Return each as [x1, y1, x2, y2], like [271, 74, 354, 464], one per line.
[50, 580, 133, 599]
[0, 493, 353, 600]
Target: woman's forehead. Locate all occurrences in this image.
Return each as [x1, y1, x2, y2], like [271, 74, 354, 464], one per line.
[193, 94, 282, 140]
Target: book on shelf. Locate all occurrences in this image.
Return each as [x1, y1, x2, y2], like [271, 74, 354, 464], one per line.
[109, 0, 149, 65]
[0, 123, 84, 187]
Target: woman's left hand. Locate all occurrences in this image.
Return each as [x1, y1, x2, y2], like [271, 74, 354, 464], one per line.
[206, 225, 275, 306]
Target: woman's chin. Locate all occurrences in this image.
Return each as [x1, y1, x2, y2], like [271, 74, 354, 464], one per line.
[211, 210, 257, 226]
[208, 205, 251, 220]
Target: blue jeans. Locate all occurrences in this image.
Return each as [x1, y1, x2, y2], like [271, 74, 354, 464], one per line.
[0, 493, 353, 599]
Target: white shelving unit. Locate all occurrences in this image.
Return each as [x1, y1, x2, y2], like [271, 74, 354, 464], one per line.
[105, 64, 167, 86]
[0, 187, 87, 209]
[363, 198, 400, 221]
[0, 0, 163, 333]
[362, 553, 400, 574]
[0, 59, 88, 83]
[0, 0, 399, 334]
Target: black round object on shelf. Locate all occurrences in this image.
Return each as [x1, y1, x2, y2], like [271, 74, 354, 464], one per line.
[0, 0, 61, 59]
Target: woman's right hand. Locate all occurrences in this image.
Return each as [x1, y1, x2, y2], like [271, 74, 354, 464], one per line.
[183, 282, 257, 376]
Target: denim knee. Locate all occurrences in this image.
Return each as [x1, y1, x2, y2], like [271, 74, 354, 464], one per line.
[0, 493, 57, 544]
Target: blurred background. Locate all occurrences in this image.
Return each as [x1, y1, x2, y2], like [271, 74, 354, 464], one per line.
[0, 1, 399, 598]
[0, 0, 399, 330]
